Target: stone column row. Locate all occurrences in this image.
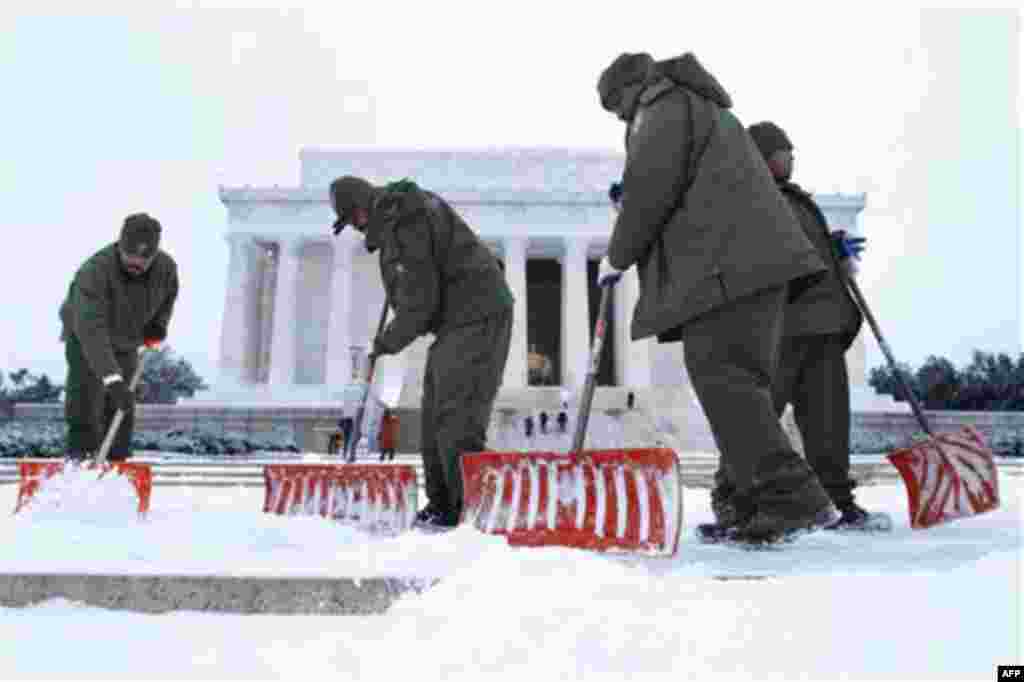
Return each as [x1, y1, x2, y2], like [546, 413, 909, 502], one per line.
[217, 232, 656, 395]
[217, 234, 362, 391]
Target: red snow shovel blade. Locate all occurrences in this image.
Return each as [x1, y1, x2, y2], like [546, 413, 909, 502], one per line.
[264, 463, 418, 533]
[15, 459, 153, 516]
[886, 425, 999, 529]
[461, 448, 683, 556]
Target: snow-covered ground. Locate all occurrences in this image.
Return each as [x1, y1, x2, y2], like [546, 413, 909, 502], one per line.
[0, 467, 1020, 680]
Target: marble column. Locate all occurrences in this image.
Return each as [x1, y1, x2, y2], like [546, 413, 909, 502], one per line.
[560, 237, 591, 389]
[615, 266, 653, 388]
[268, 237, 303, 387]
[326, 234, 358, 389]
[217, 233, 257, 387]
[502, 236, 529, 388]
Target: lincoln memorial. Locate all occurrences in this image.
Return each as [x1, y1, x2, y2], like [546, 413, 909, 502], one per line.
[204, 148, 901, 451]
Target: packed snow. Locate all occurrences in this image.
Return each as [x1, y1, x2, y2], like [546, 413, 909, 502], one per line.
[0, 466, 1020, 680]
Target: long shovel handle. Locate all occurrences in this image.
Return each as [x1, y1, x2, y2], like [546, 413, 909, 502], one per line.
[843, 273, 932, 436]
[346, 298, 391, 462]
[572, 278, 618, 454]
[95, 346, 150, 466]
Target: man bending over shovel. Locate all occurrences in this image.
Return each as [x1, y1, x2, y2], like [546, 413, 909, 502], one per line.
[59, 213, 179, 461]
[329, 177, 514, 529]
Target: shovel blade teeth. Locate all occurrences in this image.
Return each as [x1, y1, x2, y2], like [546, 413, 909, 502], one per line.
[887, 425, 1000, 529]
[15, 460, 152, 516]
[263, 463, 418, 533]
[461, 448, 683, 556]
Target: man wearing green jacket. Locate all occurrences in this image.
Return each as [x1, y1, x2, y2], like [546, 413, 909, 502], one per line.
[746, 121, 886, 531]
[59, 213, 179, 461]
[596, 52, 836, 544]
[329, 177, 513, 528]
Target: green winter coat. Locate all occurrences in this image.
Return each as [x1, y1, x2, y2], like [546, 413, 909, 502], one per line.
[366, 182, 513, 354]
[606, 53, 827, 342]
[59, 243, 179, 378]
[778, 181, 863, 345]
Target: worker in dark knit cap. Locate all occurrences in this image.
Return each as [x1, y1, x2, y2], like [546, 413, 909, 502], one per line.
[745, 120, 885, 532]
[59, 212, 179, 462]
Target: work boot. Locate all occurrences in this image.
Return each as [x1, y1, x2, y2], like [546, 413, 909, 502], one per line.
[696, 489, 755, 543]
[710, 482, 738, 527]
[415, 501, 460, 529]
[824, 500, 892, 532]
[736, 454, 836, 544]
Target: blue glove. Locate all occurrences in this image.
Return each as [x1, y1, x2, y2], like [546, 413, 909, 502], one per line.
[608, 181, 624, 205]
[831, 230, 866, 261]
[597, 256, 623, 286]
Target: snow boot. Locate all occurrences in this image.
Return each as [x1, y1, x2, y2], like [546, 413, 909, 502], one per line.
[696, 490, 755, 544]
[734, 454, 836, 545]
[824, 500, 893, 532]
[65, 450, 91, 463]
[710, 482, 739, 526]
[414, 502, 461, 531]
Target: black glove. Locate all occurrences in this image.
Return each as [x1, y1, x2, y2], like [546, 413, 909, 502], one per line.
[609, 181, 624, 204]
[106, 379, 134, 413]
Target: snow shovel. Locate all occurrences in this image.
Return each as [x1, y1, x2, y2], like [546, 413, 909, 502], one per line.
[15, 345, 154, 516]
[461, 275, 684, 556]
[844, 274, 999, 529]
[346, 298, 391, 463]
[262, 297, 418, 532]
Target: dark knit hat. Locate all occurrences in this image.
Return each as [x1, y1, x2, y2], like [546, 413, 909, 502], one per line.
[119, 213, 161, 258]
[329, 175, 377, 235]
[747, 121, 793, 160]
[597, 52, 654, 112]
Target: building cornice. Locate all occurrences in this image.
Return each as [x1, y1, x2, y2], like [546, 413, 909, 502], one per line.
[218, 185, 616, 207]
[219, 184, 866, 210]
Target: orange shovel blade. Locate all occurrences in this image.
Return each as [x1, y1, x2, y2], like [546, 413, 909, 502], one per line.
[15, 459, 152, 516]
[264, 463, 418, 533]
[461, 448, 683, 556]
[886, 425, 999, 529]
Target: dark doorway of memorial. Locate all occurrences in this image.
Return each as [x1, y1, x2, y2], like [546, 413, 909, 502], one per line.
[526, 258, 560, 386]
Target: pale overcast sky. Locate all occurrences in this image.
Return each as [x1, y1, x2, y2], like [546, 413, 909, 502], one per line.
[0, 1, 1020, 389]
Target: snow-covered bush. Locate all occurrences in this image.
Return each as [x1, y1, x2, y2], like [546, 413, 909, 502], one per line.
[0, 420, 66, 457]
[850, 426, 1023, 457]
[0, 420, 299, 458]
